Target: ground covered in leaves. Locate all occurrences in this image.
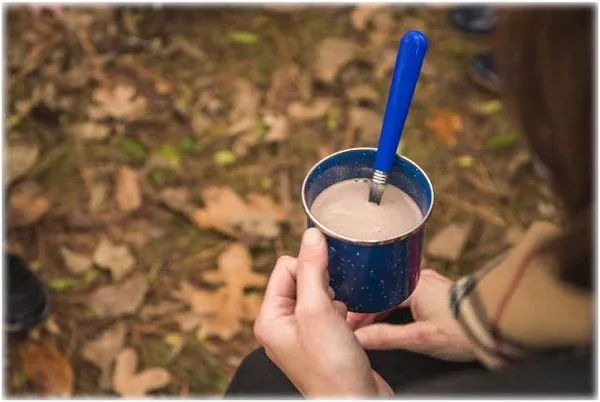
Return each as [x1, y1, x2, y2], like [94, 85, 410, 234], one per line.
[6, 6, 558, 397]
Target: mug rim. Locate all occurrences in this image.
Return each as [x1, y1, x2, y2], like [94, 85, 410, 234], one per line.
[301, 147, 435, 246]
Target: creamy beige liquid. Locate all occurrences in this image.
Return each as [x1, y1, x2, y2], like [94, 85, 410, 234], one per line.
[310, 179, 423, 240]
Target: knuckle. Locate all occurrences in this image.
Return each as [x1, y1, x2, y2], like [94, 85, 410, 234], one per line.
[275, 255, 295, 268]
[295, 301, 322, 320]
[253, 319, 269, 345]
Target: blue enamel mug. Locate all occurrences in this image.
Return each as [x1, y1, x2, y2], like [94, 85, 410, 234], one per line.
[301, 148, 434, 313]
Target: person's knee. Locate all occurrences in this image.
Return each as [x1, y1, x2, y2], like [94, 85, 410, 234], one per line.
[238, 347, 271, 373]
[227, 347, 299, 395]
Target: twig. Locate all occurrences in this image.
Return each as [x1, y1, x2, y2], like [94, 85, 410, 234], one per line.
[438, 193, 507, 227]
[172, 35, 207, 61]
[461, 243, 509, 262]
[72, 28, 105, 82]
[65, 319, 78, 359]
[265, 23, 294, 65]
[174, 243, 228, 270]
[277, 169, 293, 215]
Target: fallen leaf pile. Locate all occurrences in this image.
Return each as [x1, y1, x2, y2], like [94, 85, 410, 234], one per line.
[5, 5, 549, 397]
[175, 242, 267, 340]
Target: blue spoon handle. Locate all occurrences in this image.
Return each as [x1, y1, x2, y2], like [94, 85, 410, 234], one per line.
[374, 31, 428, 174]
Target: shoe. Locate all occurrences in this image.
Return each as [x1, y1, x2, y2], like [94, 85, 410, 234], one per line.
[468, 52, 501, 94]
[6, 254, 49, 335]
[450, 7, 497, 34]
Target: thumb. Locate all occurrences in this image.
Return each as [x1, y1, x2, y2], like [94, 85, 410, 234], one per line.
[296, 228, 330, 309]
[354, 322, 437, 352]
[372, 370, 393, 396]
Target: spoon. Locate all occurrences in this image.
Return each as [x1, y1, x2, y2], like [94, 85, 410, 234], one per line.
[369, 30, 428, 205]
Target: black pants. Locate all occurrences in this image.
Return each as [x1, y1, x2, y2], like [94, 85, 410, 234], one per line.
[226, 309, 485, 396]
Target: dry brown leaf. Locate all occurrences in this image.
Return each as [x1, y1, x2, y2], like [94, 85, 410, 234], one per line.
[43, 316, 62, 336]
[230, 79, 260, 123]
[425, 109, 464, 147]
[200, 243, 267, 290]
[177, 281, 224, 316]
[159, 187, 192, 214]
[60, 247, 93, 275]
[241, 293, 264, 322]
[89, 84, 148, 121]
[266, 64, 300, 112]
[426, 222, 473, 262]
[8, 191, 49, 229]
[73, 122, 110, 140]
[246, 193, 289, 222]
[20, 339, 73, 397]
[115, 166, 142, 212]
[226, 117, 255, 137]
[140, 301, 184, 320]
[113, 348, 171, 397]
[88, 182, 109, 213]
[191, 111, 212, 136]
[82, 322, 127, 389]
[368, 12, 394, 47]
[225, 79, 261, 156]
[263, 114, 290, 143]
[199, 294, 242, 341]
[314, 38, 362, 84]
[6, 143, 39, 185]
[348, 107, 382, 145]
[93, 238, 136, 280]
[173, 311, 205, 332]
[287, 98, 333, 121]
[89, 274, 148, 318]
[191, 186, 248, 237]
[374, 49, 397, 81]
[233, 129, 261, 157]
[190, 186, 283, 239]
[346, 84, 380, 105]
[176, 244, 267, 340]
[351, 4, 386, 31]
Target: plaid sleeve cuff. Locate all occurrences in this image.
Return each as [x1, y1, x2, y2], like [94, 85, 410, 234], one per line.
[449, 255, 536, 370]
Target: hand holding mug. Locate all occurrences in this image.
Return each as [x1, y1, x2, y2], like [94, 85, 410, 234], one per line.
[254, 229, 393, 397]
[348, 269, 477, 362]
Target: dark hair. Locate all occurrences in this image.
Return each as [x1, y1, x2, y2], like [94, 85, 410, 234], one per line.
[495, 8, 593, 289]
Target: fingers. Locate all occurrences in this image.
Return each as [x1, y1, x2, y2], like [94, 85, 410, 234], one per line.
[354, 322, 438, 351]
[295, 228, 331, 311]
[346, 313, 378, 331]
[257, 255, 298, 322]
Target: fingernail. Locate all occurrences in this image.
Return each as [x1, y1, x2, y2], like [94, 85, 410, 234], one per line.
[302, 228, 322, 246]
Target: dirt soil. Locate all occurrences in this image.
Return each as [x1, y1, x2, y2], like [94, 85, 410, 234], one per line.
[6, 5, 558, 397]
